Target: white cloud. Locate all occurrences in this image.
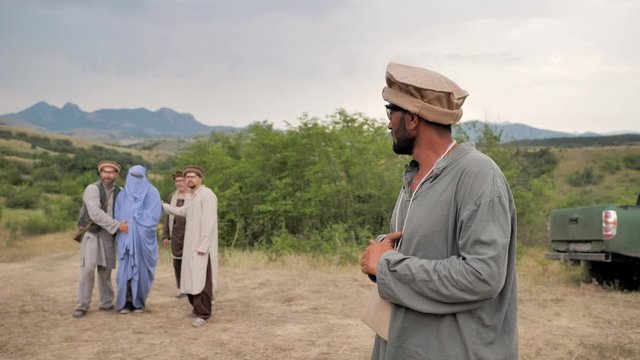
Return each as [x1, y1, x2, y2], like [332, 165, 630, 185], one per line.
[0, 0, 638, 133]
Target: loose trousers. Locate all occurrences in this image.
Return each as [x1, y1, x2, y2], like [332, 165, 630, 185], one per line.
[172, 258, 182, 288]
[75, 265, 114, 311]
[188, 260, 213, 320]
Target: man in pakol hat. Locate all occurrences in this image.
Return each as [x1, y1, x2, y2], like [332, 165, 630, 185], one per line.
[162, 170, 190, 298]
[163, 165, 218, 327]
[360, 63, 518, 359]
[73, 160, 129, 318]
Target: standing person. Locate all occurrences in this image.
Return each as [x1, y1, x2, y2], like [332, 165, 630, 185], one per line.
[162, 165, 218, 327]
[72, 160, 129, 318]
[162, 170, 190, 298]
[360, 63, 518, 359]
[114, 165, 162, 314]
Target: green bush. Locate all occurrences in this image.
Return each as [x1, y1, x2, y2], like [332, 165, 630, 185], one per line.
[5, 186, 42, 209]
[22, 212, 68, 235]
[600, 158, 622, 173]
[269, 224, 368, 264]
[567, 166, 602, 187]
[623, 154, 640, 170]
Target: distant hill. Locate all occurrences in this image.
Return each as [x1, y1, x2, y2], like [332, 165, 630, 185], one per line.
[455, 120, 605, 143]
[2, 102, 636, 143]
[0, 102, 239, 140]
[510, 133, 640, 147]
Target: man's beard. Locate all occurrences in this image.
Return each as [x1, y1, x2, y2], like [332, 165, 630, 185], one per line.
[392, 117, 416, 155]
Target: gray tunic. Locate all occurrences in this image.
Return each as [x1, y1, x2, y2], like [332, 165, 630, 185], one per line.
[372, 143, 518, 360]
[79, 183, 120, 269]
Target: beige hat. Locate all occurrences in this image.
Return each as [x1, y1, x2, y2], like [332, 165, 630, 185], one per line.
[382, 63, 469, 125]
[183, 165, 205, 178]
[171, 170, 184, 180]
[97, 160, 121, 173]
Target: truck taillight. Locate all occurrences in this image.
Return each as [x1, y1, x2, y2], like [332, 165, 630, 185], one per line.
[602, 210, 617, 240]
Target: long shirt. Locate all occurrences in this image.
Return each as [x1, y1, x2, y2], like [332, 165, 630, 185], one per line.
[79, 182, 120, 269]
[162, 191, 186, 259]
[163, 185, 218, 295]
[371, 143, 518, 360]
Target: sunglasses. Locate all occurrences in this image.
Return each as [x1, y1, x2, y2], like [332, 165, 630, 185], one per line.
[385, 104, 406, 120]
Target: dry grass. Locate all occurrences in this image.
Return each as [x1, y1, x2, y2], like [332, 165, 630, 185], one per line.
[0, 138, 58, 155]
[1, 232, 639, 359]
[0, 227, 77, 262]
[0, 124, 175, 165]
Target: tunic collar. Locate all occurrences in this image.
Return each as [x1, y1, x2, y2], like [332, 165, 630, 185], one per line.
[403, 142, 476, 188]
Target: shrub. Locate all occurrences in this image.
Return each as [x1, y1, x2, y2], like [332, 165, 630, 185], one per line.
[5, 186, 42, 209]
[623, 154, 640, 170]
[567, 166, 602, 187]
[22, 212, 68, 235]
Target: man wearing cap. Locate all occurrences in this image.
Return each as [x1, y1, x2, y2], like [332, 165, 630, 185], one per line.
[73, 160, 129, 318]
[360, 63, 518, 359]
[162, 170, 190, 298]
[162, 165, 218, 327]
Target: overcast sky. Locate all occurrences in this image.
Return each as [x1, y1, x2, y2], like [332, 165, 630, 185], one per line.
[1, 0, 639, 133]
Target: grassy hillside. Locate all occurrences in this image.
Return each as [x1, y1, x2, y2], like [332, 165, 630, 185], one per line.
[1, 122, 638, 251]
[0, 124, 183, 164]
[550, 145, 640, 207]
[0, 125, 182, 243]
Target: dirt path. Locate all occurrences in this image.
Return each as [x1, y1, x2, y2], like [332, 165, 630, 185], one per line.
[1, 249, 639, 359]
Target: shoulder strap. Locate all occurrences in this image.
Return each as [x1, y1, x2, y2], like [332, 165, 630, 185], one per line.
[97, 182, 107, 212]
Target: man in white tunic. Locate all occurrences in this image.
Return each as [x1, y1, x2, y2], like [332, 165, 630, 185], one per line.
[163, 165, 218, 327]
[73, 160, 129, 318]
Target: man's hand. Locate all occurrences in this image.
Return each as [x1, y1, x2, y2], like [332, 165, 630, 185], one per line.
[163, 238, 170, 246]
[360, 232, 402, 275]
[118, 221, 129, 234]
[197, 251, 206, 256]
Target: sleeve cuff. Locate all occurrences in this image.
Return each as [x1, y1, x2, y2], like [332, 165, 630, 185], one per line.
[376, 250, 402, 300]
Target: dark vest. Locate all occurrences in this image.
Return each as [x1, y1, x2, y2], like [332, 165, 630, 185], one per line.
[76, 181, 121, 234]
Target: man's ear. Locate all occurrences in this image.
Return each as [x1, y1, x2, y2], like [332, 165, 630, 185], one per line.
[405, 113, 420, 130]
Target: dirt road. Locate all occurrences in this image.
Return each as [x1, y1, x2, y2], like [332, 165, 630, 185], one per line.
[1, 247, 639, 359]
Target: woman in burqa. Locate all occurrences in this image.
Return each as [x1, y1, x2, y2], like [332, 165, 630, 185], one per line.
[114, 165, 162, 313]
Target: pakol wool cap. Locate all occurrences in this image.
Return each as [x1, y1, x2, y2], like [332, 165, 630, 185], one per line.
[172, 170, 184, 180]
[183, 165, 204, 178]
[382, 63, 469, 125]
[97, 160, 121, 173]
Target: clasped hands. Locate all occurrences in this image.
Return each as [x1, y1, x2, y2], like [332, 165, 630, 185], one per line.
[118, 221, 129, 234]
[360, 231, 402, 276]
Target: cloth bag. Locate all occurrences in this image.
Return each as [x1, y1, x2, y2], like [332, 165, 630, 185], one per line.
[361, 287, 392, 341]
[72, 221, 93, 243]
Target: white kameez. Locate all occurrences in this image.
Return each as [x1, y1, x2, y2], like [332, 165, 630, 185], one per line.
[163, 185, 218, 295]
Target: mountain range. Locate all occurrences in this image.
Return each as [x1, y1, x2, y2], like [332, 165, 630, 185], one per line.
[0, 102, 634, 142]
[0, 102, 237, 141]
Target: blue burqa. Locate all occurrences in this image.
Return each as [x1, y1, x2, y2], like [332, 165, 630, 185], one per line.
[115, 165, 162, 311]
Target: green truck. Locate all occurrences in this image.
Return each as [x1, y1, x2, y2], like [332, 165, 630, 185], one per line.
[546, 195, 640, 290]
